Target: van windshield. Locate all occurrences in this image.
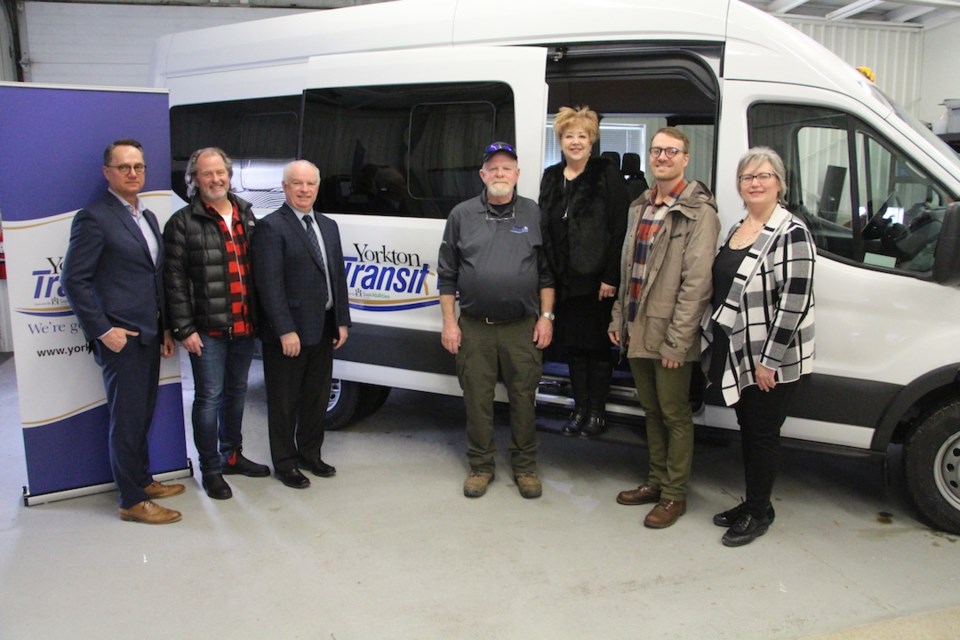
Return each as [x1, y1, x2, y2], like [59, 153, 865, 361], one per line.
[876, 85, 960, 171]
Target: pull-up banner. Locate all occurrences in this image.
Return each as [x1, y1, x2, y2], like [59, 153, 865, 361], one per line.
[0, 82, 190, 504]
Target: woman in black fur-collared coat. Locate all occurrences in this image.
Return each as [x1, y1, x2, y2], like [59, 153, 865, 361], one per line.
[539, 106, 629, 437]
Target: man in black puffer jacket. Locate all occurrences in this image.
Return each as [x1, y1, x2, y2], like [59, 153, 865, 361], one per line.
[164, 147, 271, 500]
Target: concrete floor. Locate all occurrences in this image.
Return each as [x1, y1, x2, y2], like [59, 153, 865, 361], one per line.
[1, 354, 958, 640]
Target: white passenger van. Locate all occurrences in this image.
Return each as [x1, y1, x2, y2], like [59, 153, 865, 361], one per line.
[152, 0, 960, 533]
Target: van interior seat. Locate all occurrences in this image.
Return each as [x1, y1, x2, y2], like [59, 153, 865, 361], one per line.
[601, 151, 621, 171]
[622, 152, 648, 200]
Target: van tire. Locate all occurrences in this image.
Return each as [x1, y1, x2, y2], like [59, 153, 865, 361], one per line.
[356, 384, 391, 420]
[325, 378, 360, 431]
[904, 399, 960, 534]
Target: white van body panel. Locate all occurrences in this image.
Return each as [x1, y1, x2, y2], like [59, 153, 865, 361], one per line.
[150, 0, 457, 85]
[451, 0, 728, 45]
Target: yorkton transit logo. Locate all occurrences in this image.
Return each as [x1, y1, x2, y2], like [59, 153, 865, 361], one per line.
[19, 255, 85, 341]
[344, 243, 437, 311]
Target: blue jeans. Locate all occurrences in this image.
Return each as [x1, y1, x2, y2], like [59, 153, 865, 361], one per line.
[189, 332, 255, 474]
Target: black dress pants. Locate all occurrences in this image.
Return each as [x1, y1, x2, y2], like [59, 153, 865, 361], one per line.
[262, 318, 335, 472]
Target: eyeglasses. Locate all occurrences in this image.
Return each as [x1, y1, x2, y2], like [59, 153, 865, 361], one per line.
[484, 142, 516, 154]
[738, 172, 776, 184]
[649, 147, 684, 158]
[106, 163, 147, 175]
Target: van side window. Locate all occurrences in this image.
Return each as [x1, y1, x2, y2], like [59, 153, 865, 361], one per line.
[303, 82, 515, 218]
[169, 83, 516, 218]
[170, 96, 301, 205]
[749, 103, 951, 274]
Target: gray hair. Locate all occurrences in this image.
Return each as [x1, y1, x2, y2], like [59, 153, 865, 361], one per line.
[185, 147, 234, 197]
[283, 160, 321, 183]
[736, 146, 788, 207]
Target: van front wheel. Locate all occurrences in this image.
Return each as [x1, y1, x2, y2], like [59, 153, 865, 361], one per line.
[325, 378, 360, 431]
[904, 399, 960, 534]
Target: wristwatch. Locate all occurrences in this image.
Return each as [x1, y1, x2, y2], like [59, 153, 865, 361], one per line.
[541, 311, 555, 321]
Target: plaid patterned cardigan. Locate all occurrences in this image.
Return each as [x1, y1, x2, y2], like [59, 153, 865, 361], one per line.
[700, 205, 815, 406]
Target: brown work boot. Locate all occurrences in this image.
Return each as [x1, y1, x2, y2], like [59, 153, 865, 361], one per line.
[643, 499, 687, 529]
[514, 472, 542, 499]
[463, 471, 494, 498]
[143, 481, 185, 499]
[616, 484, 661, 505]
[118, 500, 182, 525]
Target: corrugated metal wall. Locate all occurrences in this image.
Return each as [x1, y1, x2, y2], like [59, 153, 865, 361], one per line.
[784, 18, 924, 117]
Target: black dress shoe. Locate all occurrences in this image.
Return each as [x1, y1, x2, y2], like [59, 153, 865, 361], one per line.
[561, 408, 587, 436]
[202, 473, 233, 500]
[223, 451, 271, 477]
[275, 468, 311, 489]
[722, 513, 771, 547]
[300, 458, 336, 478]
[579, 411, 606, 438]
[713, 503, 776, 528]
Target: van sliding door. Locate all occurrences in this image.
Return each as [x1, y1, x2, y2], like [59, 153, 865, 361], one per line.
[299, 47, 548, 394]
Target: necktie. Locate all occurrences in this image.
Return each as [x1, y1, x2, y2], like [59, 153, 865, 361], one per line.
[303, 214, 331, 305]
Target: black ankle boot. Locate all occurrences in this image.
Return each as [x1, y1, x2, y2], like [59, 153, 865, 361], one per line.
[562, 408, 587, 436]
[580, 410, 606, 438]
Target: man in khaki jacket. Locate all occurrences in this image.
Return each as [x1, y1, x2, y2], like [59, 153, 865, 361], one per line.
[608, 127, 720, 529]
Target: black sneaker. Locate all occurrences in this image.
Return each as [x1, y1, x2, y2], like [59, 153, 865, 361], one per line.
[721, 513, 772, 547]
[713, 502, 775, 528]
[223, 451, 271, 477]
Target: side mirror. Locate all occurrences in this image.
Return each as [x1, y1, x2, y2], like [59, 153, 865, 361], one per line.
[933, 202, 960, 285]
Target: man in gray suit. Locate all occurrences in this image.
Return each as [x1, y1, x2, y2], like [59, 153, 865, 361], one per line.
[252, 160, 351, 489]
[62, 138, 183, 524]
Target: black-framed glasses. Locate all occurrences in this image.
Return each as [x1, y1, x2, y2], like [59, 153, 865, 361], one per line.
[484, 142, 516, 155]
[738, 172, 776, 184]
[106, 163, 147, 175]
[649, 147, 683, 158]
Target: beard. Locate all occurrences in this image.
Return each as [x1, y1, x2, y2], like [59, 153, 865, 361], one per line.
[486, 182, 514, 199]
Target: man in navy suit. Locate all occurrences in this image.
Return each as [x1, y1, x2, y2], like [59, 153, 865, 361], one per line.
[252, 160, 351, 489]
[62, 139, 184, 524]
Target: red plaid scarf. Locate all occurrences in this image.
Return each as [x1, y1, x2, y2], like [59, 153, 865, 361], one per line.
[205, 201, 253, 337]
[626, 180, 687, 322]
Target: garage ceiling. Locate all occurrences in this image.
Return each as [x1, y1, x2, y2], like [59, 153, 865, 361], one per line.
[744, 0, 960, 28]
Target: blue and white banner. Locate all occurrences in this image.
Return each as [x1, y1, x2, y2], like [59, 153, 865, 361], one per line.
[0, 82, 189, 503]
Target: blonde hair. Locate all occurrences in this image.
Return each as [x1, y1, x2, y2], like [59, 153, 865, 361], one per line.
[553, 106, 599, 144]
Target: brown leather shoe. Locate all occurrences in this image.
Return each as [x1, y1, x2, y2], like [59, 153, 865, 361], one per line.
[143, 481, 185, 499]
[118, 500, 182, 524]
[616, 484, 661, 506]
[643, 499, 687, 529]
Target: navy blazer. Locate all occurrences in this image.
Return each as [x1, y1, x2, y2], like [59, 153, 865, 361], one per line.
[62, 193, 166, 344]
[252, 203, 351, 346]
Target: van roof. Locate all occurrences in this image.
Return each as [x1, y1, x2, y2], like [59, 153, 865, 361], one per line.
[152, 0, 874, 115]
[153, 0, 730, 82]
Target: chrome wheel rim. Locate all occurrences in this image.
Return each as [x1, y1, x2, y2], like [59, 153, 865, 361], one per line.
[934, 429, 960, 511]
[327, 379, 341, 412]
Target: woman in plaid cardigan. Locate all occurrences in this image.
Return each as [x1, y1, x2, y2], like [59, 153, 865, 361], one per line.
[701, 147, 815, 547]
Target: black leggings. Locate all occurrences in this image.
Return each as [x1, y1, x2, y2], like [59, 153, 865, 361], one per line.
[734, 383, 796, 518]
